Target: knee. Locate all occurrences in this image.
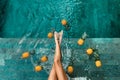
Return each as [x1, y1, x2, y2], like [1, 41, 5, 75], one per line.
[54, 58, 60, 64]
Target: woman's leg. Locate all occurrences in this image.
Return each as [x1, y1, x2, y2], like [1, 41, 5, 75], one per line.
[54, 31, 68, 80]
[48, 32, 59, 80]
[48, 64, 57, 80]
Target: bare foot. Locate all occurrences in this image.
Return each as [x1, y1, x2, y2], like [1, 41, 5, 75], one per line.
[58, 30, 63, 45]
[54, 31, 59, 44]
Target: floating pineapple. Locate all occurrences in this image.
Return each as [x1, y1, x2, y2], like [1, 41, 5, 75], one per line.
[86, 48, 94, 55]
[78, 32, 88, 45]
[48, 32, 53, 38]
[77, 38, 84, 45]
[61, 19, 67, 26]
[34, 65, 43, 72]
[95, 60, 102, 68]
[40, 55, 48, 62]
[21, 52, 30, 59]
[67, 66, 74, 74]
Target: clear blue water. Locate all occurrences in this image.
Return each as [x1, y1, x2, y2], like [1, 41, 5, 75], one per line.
[0, 0, 120, 80]
[0, 0, 120, 38]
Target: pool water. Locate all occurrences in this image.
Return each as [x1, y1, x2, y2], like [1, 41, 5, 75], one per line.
[0, 0, 120, 80]
[0, 0, 120, 38]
